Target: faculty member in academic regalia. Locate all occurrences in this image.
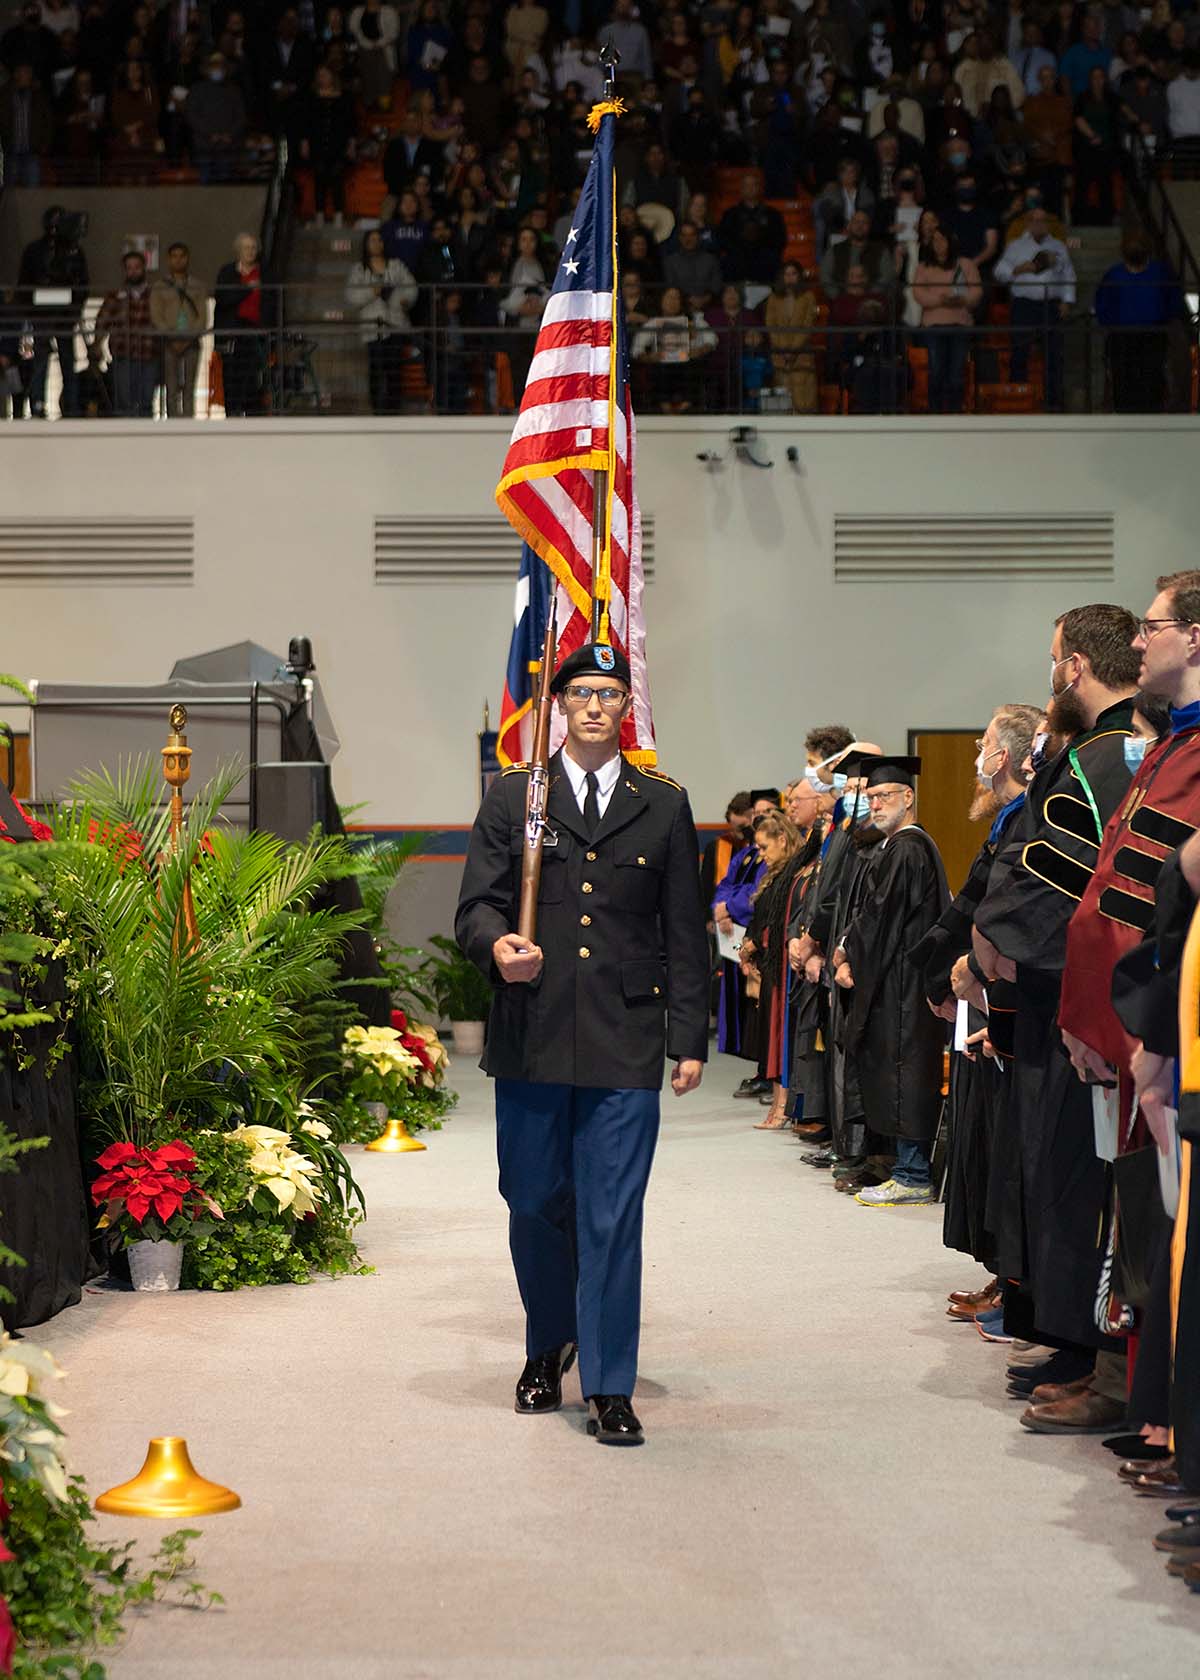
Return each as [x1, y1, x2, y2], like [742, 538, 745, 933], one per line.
[833, 754, 950, 1206]
[973, 603, 1141, 1435]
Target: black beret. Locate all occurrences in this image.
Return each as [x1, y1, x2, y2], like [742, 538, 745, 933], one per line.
[550, 641, 632, 693]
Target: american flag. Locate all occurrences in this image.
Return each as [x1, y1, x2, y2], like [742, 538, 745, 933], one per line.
[494, 100, 656, 767]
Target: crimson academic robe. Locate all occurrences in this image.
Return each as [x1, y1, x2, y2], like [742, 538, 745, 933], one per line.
[1060, 719, 1200, 1074]
[974, 702, 1135, 1345]
[843, 825, 949, 1142]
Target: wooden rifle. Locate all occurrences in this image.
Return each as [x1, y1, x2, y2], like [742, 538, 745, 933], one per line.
[516, 608, 557, 944]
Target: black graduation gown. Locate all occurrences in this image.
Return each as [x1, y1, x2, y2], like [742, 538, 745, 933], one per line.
[974, 701, 1135, 1344]
[844, 824, 950, 1143]
[825, 829, 884, 1157]
[913, 800, 1025, 1263]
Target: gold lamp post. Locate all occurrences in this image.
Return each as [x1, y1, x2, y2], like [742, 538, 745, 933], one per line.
[161, 702, 199, 953]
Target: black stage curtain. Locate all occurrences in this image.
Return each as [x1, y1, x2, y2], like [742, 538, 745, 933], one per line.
[281, 705, 391, 1027]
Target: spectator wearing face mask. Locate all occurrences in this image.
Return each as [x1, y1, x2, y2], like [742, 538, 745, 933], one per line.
[941, 168, 999, 278]
[184, 51, 246, 180]
[1093, 231, 1181, 412]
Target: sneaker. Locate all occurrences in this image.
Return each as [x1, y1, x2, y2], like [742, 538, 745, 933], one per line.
[854, 1178, 936, 1206]
[975, 1307, 1013, 1343]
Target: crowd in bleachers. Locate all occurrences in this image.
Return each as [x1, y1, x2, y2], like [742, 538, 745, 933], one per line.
[2, 1, 1199, 415]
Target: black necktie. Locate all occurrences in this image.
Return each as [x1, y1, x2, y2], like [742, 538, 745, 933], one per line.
[583, 771, 600, 838]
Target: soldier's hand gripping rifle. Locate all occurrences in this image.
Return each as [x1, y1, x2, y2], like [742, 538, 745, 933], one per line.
[516, 610, 557, 944]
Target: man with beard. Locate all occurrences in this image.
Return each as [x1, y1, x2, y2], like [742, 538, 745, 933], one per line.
[973, 604, 1140, 1433]
[914, 705, 1043, 1281]
[827, 756, 949, 1206]
[1043, 574, 1200, 1447]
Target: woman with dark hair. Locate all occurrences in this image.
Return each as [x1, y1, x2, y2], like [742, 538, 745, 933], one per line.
[1073, 63, 1119, 226]
[499, 225, 548, 396]
[740, 811, 805, 1129]
[109, 56, 161, 160]
[913, 224, 980, 411]
[345, 227, 418, 412]
[299, 63, 355, 225]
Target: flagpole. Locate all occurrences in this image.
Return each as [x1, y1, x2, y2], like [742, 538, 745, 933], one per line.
[591, 40, 620, 643]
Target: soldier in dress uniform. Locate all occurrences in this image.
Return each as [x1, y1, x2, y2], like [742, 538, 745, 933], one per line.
[455, 642, 710, 1445]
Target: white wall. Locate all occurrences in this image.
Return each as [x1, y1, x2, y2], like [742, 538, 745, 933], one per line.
[1, 414, 1193, 825]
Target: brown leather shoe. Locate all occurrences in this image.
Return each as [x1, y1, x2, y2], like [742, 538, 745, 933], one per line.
[947, 1279, 1000, 1307]
[1131, 1461, 1190, 1498]
[946, 1293, 1001, 1322]
[793, 1121, 829, 1139]
[1119, 1456, 1167, 1482]
[1020, 1390, 1126, 1434]
[1030, 1373, 1096, 1405]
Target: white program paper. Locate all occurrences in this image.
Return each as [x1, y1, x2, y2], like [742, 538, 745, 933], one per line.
[717, 923, 747, 964]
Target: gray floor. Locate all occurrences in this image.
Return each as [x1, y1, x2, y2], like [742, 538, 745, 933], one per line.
[36, 1054, 1199, 1678]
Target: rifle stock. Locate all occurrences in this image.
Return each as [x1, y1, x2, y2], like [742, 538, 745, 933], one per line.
[516, 611, 557, 944]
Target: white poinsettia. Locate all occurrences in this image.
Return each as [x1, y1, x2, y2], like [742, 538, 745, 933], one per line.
[342, 1024, 423, 1083]
[0, 1331, 70, 1502]
[225, 1123, 323, 1220]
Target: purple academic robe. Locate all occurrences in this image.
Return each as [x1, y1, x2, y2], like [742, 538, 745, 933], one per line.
[713, 842, 766, 1055]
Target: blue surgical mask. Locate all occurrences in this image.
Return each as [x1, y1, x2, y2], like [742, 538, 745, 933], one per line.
[1123, 736, 1148, 771]
[804, 752, 850, 793]
[846, 790, 872, 821]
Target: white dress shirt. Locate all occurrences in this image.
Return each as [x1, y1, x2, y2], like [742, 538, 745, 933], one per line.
[994, 232, 1076, 303]
[561, 749, 621, 819]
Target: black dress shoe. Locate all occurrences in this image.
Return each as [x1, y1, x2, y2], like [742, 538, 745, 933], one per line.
[515, 1342, 577, 1414]
[801, 1150, 836, 1168]
[733, 1078, 771, 1099]
[586, 1393, 644, 1445]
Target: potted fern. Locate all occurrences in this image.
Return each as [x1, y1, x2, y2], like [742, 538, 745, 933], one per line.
[425, 935, 492, 1057]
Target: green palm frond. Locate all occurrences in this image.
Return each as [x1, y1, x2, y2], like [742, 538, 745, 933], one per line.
[43, 757, 369, 1146]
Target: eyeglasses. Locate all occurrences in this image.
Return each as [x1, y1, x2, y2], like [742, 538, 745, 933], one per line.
[560, 684, 629, 710]
[1135, 617, 1188, 641]
[866, 788, 904, 804]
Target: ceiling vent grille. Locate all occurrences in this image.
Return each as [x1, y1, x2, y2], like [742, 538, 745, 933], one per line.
[833, 513, 1114, 583]
[374, 515, 656, 584]
[0, 518, 194, 586]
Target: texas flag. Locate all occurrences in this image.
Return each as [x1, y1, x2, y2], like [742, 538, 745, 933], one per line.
[495, 542, 554, 768]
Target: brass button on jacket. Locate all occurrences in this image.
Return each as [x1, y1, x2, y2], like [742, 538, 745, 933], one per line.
[581, 881, 593, 893]
[579, 946, 591, 959]
[580, 914, 592, 926]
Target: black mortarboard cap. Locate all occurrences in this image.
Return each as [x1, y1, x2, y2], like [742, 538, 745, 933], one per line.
[840, 752, 922, 788]
[550, 641, 632, 694]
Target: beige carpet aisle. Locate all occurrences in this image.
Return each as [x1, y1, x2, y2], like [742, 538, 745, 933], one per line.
[37, 1054, 1198, 1679]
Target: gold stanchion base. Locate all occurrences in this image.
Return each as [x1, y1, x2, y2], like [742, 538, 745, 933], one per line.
[364, 1117, 427, 1153]
[95, 1436, 241, 1517]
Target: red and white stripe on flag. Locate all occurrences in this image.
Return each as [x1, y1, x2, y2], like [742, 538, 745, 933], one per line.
[494, 281, 656, 766]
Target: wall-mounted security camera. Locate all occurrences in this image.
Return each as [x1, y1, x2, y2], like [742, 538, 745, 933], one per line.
[730, 425, 773, 469]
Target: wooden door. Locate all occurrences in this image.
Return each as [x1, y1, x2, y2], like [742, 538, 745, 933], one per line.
[2, 734, 30, 799]
[907, 729, 985, 897]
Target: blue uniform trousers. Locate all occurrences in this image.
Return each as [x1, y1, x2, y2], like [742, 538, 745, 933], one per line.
[495, 1080, 660, 1399]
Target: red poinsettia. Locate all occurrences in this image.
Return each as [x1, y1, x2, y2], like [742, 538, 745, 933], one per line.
[391, 1009, 436, 1076]
[0, 1484, 14, 1677]
[91, 1140, 222, 1243]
